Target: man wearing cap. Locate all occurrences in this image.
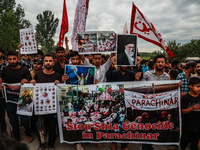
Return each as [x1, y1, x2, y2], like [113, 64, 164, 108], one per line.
[176, 61, 196, 97]
[117, 42, 136, 66]
[30, 58, 43, 79]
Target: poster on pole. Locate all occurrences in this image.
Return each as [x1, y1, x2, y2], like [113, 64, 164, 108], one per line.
[19, 28, 37, 54]
[17, 84, 34, 116]
[57, 81, 180, 145]
[34, 83, 57, 115]
[4, 83, 21, 104]
[78, 31, 116, 54]
[65, 65, 95, 85]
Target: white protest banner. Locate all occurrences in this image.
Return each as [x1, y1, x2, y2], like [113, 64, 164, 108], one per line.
[34, 83, 57, 115]
[57, 81, 180, 145]
[19, 28, 37, 54]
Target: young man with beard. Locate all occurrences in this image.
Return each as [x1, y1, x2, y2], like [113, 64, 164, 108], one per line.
[0, 51, 32, 142]
[69, 51, 81, 65]
[192, 60, 200, 78]
[142, 54, 170, 81]
[142, 54, 170, 150]
[31, 54, 68, 150]
[53, 46, 68, 76]
[0, 47, 9, 134]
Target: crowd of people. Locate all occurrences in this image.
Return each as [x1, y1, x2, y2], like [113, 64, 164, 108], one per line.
[0, 38, 200, 150]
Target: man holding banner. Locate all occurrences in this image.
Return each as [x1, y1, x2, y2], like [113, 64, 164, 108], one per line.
[0, 51, 32, 143]
[31, 54, 68, 150]
[142, 54, 175, 150]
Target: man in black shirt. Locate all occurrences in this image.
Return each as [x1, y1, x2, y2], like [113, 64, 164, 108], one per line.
[106, 66, 141, 82]
[53, 46, 68, 75]
[0, 51, 32, 142]
[181, 77, 200, 150]
[31, 54, 67, 150]
[106, 66, 141, 150]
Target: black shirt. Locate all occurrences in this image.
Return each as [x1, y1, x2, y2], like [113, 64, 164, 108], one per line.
[181, 93, 200, 132]
[53, 60, 68, 76]
[106, 67, 136, 82]
[34, 70, 62, 83]
[1, 65, 31, 83]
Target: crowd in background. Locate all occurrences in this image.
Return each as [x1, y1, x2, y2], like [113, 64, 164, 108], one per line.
[0, 38, 200, 150]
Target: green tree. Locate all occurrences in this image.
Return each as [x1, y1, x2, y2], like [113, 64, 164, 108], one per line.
[36, 10, 59, 53]
[168, 40, 181, 56]
[0, 0, 31, 51]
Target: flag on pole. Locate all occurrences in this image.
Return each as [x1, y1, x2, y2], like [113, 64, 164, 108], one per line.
[130, 3, 174, 59]
[58, 0, 69, 47]
[71, 0, 90, 51]
[123, 21, 128, 34]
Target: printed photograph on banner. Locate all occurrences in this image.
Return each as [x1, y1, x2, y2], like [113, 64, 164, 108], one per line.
[78, 32, 97, 54]
[77, 31, 117, 54]
[57, 84, 126, 143]
[57, 81, 180, 144]
[117, 34, 137, 66]
[19, 28, 37, 54]
[124, 81, 180, 143]
[34, 83, 57, 115]
[65, 65, 95, 85]
[97, 32, 116, 52]
[4, 83, 21, 104]
[17, 85, 34, 116]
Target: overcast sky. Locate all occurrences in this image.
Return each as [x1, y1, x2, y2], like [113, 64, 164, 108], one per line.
[15, 0, 200, 52]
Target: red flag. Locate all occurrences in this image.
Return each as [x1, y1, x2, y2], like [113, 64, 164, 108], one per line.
[130, 3, 174, 59]
[71, 0, 90, 51]
[58, 0, 69, 47]
[107, 86, 112, 93]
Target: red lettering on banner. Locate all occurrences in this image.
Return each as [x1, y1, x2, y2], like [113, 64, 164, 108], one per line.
[94, 122, 101, 130]
[122, 133, 127, 139]
[96, 132, 103, 139]
[85, 124, 91, 131]
[122, 122, 129, 130]
[169, 122, 174, 129]
[66, 122, 73, 130]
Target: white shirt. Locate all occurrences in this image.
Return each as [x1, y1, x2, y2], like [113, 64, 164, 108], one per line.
[84, 58, 111, 82]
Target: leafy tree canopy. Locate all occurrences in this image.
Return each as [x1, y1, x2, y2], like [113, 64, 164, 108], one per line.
[0, 0, 31, 51]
